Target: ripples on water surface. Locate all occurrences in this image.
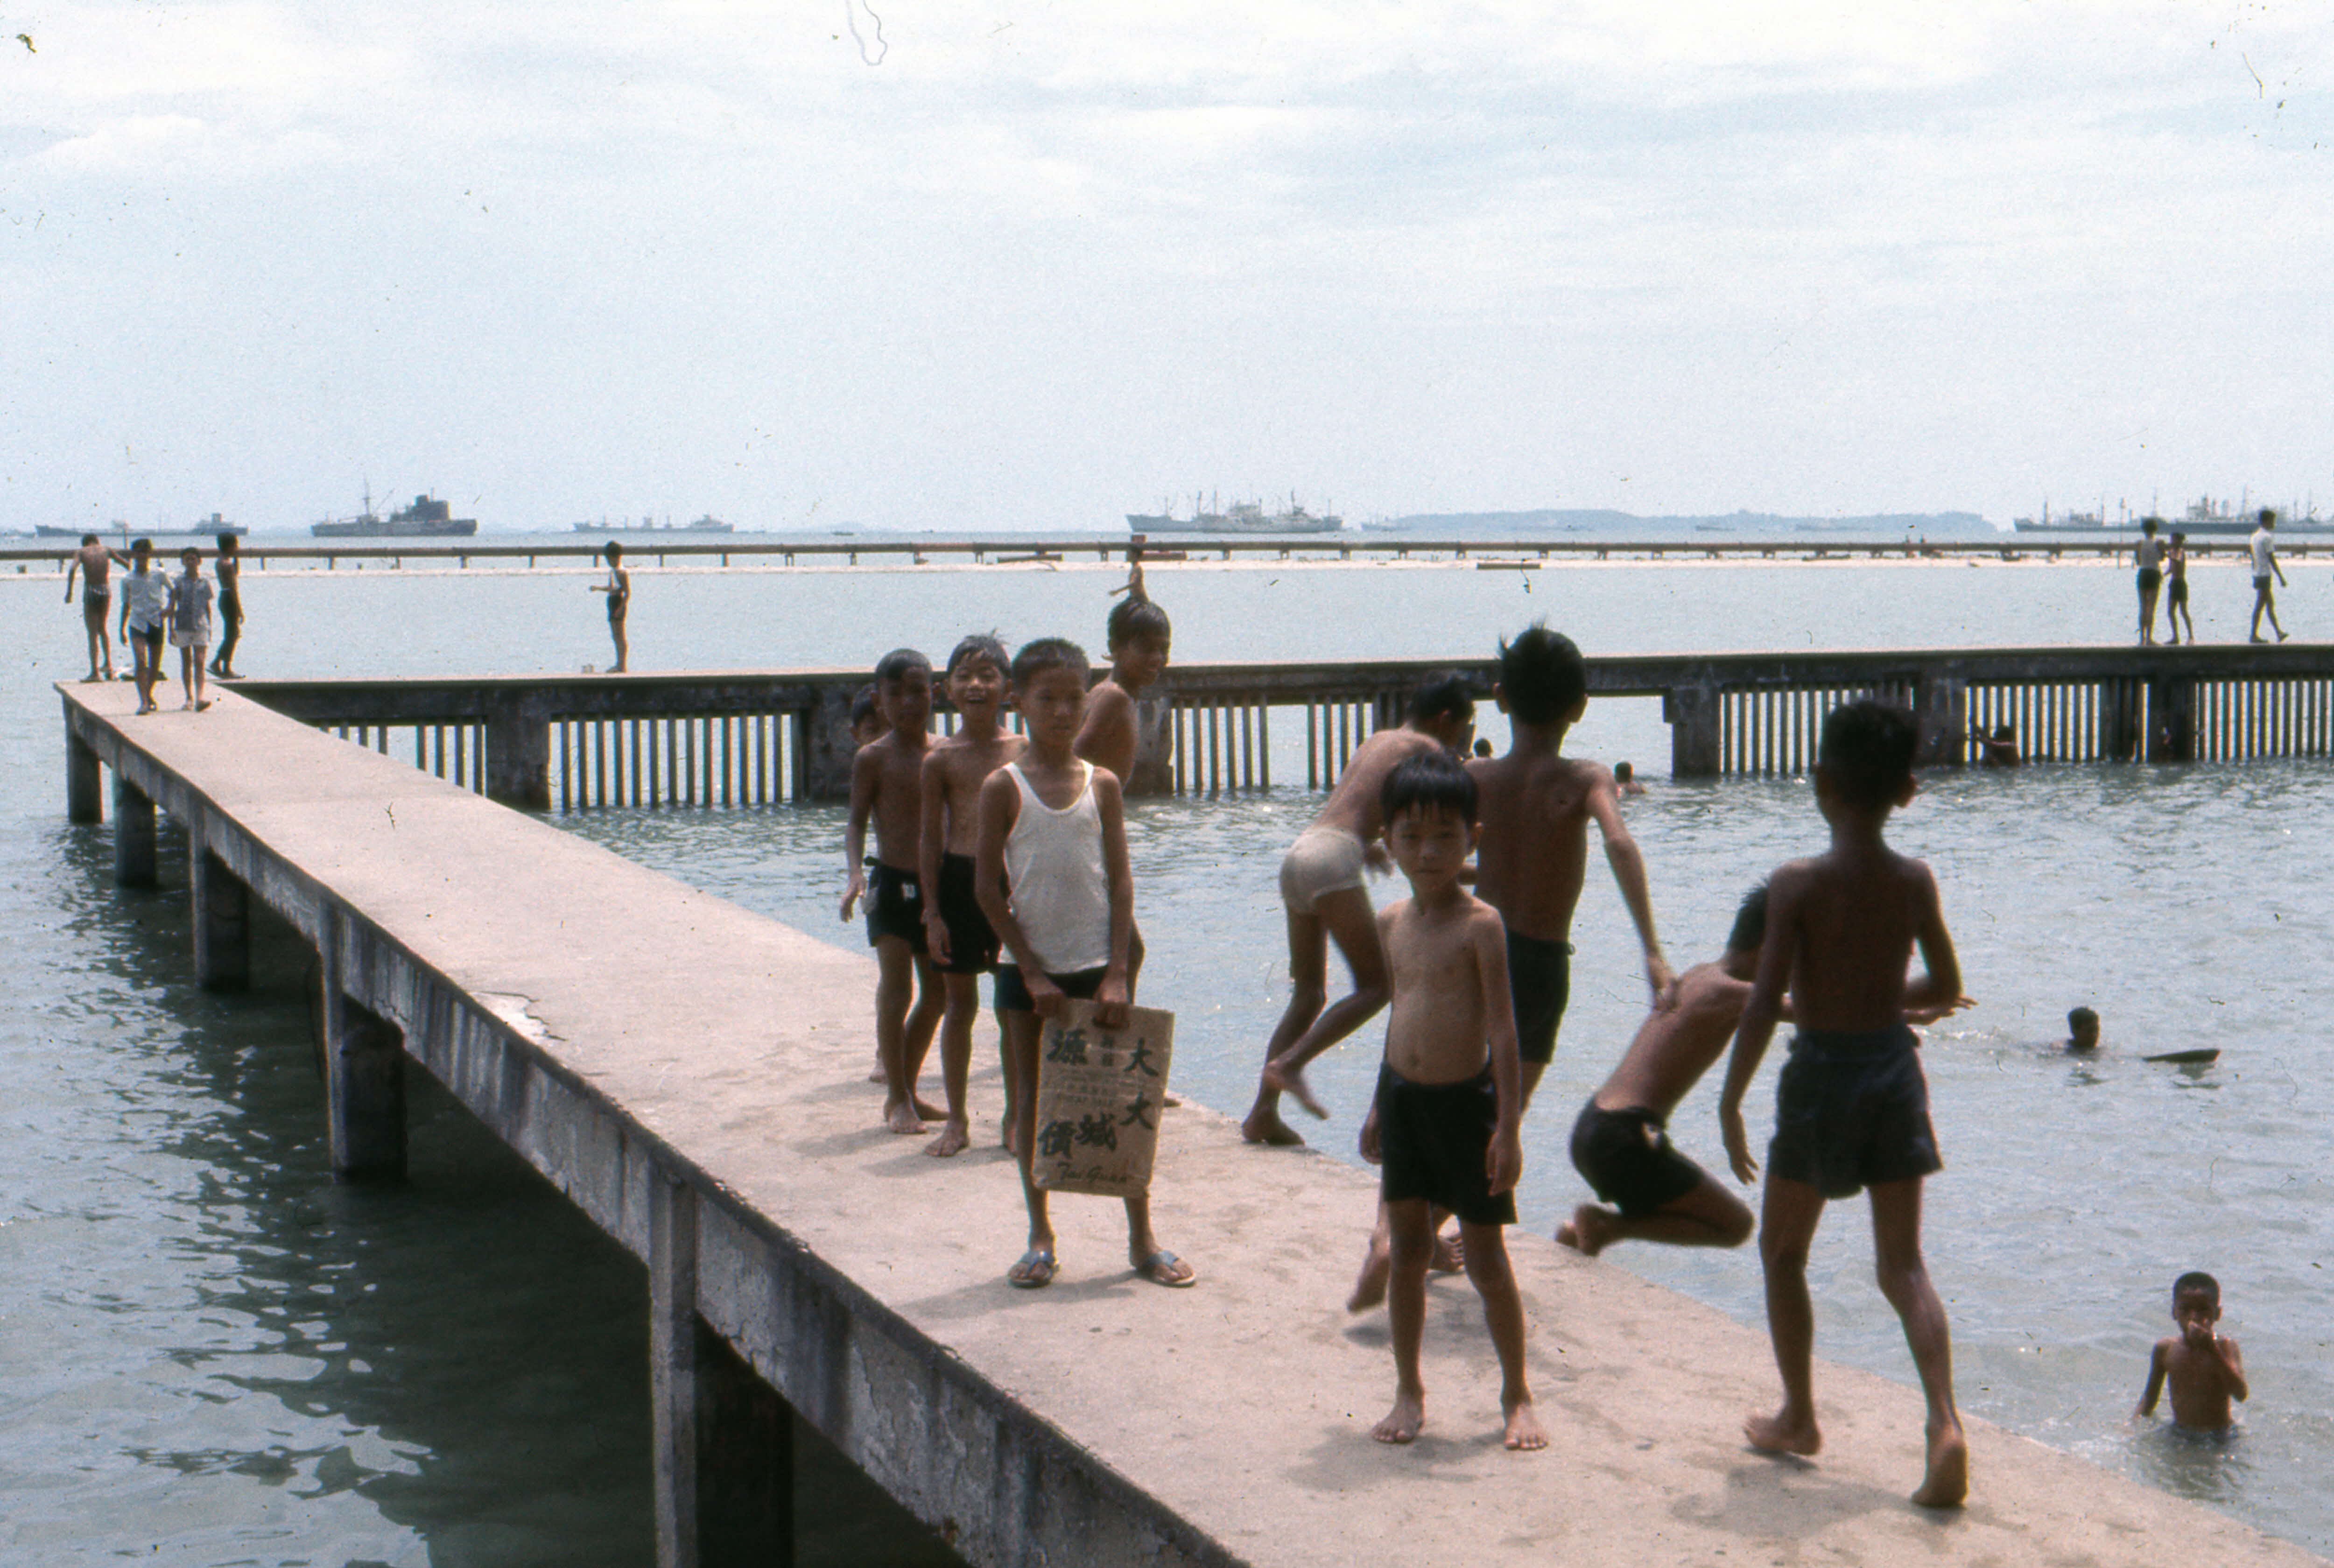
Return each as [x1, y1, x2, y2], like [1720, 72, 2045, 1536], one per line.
[3, 558, 2329, 1560]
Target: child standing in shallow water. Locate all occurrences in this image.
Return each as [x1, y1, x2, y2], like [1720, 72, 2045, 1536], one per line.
[2136, 1271, 2247, 1431]
[1364, 750, 1542, 1452]
[977, 637, 1192, 1290]
[1717, 699, 1972, 1509]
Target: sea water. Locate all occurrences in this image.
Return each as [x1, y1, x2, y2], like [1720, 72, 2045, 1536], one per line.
[1, 552, 2327, 1563]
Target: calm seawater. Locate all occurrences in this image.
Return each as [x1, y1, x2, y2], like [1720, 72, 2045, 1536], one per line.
[2, 551, 2328, 1562]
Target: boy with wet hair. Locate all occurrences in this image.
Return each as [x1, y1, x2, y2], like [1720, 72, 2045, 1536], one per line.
[918, 633, 1025, 1158]
[1718, 698, 1972, 1509]
[1077, 567, 1172, 794]
[2066, 1007, 2100, 1053]
[1363, 750, 1542, 1452]
[2136, 1272, 2247, 1431]
[1469, 623, 1673, 1110]
[1248, 673, 1476, 1144]
[842, 649, 944, 1136]
[977, 637, 1192, 1288]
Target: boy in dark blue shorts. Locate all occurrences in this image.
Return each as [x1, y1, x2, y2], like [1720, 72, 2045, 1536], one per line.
[842, 649, 944, 1135]
[1718, 700, 1972, 1508]
[1362, 752, 1542, 1453]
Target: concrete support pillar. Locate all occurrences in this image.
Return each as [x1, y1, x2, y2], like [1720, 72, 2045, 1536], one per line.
[485, 695, 553, 810]
[67, 724, 103, 824]
[318, 911, 407, 1182]
[2102, 678, 2142, 763]
[798, 686, 857, 803]
[651, 1174, 794, 1568]
[113, 775, 157, 887]
[1665, 683, 1722, 780]
[190, 847, 251, 991]
[1913, 674, 1968, 768]
[2148, 676, 2196, 763]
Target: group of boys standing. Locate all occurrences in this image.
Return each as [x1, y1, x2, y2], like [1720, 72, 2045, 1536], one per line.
[66, 532, 242, 714]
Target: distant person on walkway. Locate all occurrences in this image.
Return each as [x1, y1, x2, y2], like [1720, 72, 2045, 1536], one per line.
[1245, 675, 1476, 1146]
[63, 533, 121, 682]
[117, 540, 168, 716]
[166, 547, 215, 712]
[2135, 517, 2166, 645]
[208, 532, 244, 680]
[2166, 533, 2194, 645]
[1614, 759, 1646, 795]
[977, 637, 1192, 1289]
[2135, 1271, 2246, 1432]
[591, 542, 630, 671]
[1718, 700, 1971, 1508]
[841, 649, 944, 1137]
[2248, 510, 2288, 643]
[2065, 1006, 2100, 1054]
[1972, 723, 2020, 767]
[1359, 752, 1543, 1452]
[918, 634, 1024, 1159]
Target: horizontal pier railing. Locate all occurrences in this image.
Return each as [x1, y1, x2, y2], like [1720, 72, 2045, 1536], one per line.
[237, 644, 2334, 811]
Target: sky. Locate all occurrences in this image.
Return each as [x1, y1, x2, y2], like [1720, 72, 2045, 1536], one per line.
[3, 1, 2331, 533]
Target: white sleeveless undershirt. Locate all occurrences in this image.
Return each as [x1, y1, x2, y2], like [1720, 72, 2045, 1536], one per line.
[1003, 761, 1111, 974]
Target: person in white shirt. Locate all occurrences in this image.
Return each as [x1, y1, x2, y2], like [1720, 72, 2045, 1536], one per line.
[2248, 509, 2288, 644]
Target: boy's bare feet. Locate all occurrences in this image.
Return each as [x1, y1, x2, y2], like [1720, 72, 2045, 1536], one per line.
[1504, 1398, 1548, 1452]
[1240, 1108, 1307, 1146]
[913, 1094, 948, 1122]
[867, 1059, 886, 1083]
[1260, 1056, 1329, 1119]
[884, 1101, 929, 1135]
[1347, 1233, 1390, 1313]
[1912, 1420, 1969, 1508]
[1002, 1117, 1020, 1157]
[1744, 1407, 1821, 1456]
[1431, 1231, 1463, 1273]
[1555, 1204, 1617, 1257]
[1372, 1392, 1424, 1444]
[925, 1119, 970, 1157]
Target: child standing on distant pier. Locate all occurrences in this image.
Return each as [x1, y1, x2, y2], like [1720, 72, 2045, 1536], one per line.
[592, 541, 631, 672]
[2135, 517, 2166, 645]
[63, 534, 121, 682]
[977, 637, 1192, 1289]
[1717, 699, 1971, 1509]
[118, 540, 166, 715]
[918, 634, 1024, 1158]
[209, 531, 244, 680]
[2166, 533, 2194, 645]
[2135, 1272, 2247, 1432]
[2249, 510, 2288, 644]
[166, 548, 214, 712]
[1362, 751, 1542, 1452]
[842, 650, 945, 1135]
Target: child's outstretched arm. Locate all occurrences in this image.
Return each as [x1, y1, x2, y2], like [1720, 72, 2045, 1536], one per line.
[1719, 867, 1801, 1181]
[839, 745, 879, 921]
[1900, 862, 1968, 1018]
[2135, 1342, 2169, 1418]
[1586, 769, 1675, 1005]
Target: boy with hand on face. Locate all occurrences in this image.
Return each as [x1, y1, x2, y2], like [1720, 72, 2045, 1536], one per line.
[2136, 1271, 2247, 1432]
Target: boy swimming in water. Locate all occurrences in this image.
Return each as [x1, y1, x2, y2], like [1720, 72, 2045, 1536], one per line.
[1717, 699, 1972, 1509]
[2135, 1272, 2247, 1432]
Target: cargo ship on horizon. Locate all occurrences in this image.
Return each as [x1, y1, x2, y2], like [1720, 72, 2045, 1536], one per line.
[1126, 492, 1342, 534]
[312, 492, 478, 538]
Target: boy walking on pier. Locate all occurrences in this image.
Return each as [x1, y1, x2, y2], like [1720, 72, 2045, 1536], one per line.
[1717, 700, 1971, 1509]
[167, 548, 215, 712]
[977, 637, 1192, 1289]
[842, 650, 945, 1136]
[918, 634, 1024, 1157]
[63, 534, 121, 682]
[1247, 676, 1476, 1144]
[1364, 751, 1542, 1451]
[119, 540, 166, 715]
[2248, 510, 2288, 643]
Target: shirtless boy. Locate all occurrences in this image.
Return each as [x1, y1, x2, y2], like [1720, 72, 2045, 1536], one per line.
[63, 534, 121, 682]
[1718, 699, 1972, 1509]
[1468, 625, 1673, 1110]
[841, 649, 944, 1135]
[209, 531, 244, 680]
[1363, 751, 1543, 1452]
[2135, 1272, 2247, 1431]
[2165, 532, 2194, 645]
[591, 541, 631, 672]
[918, 634, 1025, 1157]
[2135, 517, 2166, 645]
[1246, 675, 1476, 1144]
[1076, 565, 1170, 795]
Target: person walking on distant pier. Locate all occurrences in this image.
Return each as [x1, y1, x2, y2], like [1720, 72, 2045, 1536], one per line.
[2134, 517, 2166, 645]
[2248, 510, 2289, 643]
[118, 539, 168, 715]
[208, 531, 244, 680]
[591, 541, 630, 672]
[166, 547, 215, 712]
[63, 533, 122, 682]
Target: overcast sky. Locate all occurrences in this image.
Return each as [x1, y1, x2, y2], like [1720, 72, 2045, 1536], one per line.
[5, 2, 2330, 532]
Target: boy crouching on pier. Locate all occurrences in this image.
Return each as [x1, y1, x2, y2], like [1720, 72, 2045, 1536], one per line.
[977, 637, 1194, 1290]
[1365, 751, 1543, 1452]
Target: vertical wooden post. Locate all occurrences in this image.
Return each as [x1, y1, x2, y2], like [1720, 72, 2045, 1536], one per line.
[2147, 675, 2194, 762]
[190, 846, 250, 991]
[485, 694, 553, 809]
[1913, 673, 1967, 768]
[113, 775, 157, 887]
[800, 686, 857, 802]
[67, 721, 103, 824]
[318, 909, 407, 1182]
[1666, 684, 1721, 780]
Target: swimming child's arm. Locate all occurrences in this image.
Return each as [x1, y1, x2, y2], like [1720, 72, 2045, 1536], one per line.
[839, 744, 880, 921]
[1476, 908, 1524, 1196]
[2135, 1341, 2170, 1417]
[1719, 865, 1802, 1182]
[916, 751, 953, 965]
[1094, 768, 1134, 1026]
[1899, 860, 1966, 1018]
[1586, 769, 1675, 1005]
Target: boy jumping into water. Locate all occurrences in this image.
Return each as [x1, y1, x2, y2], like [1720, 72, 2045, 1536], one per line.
[2135, 1272, 2247, 1431]
[977, 637, 1192, 1289]
[1718, 699, 1972, 1509]
[1363, 751, 1542, 1452]
[918, 634, 1025, 1158]
[842, 649, 945, 1135]
[63, 534, 121, 682]
[1247, 675, 1476, 1144]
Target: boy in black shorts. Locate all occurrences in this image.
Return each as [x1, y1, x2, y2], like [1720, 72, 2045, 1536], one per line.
[841, 649, 944, 1135]
[1717, 700, 1972, 1508]
[1362, 751, 1543, 1453]
[919, 635, 1025, 1157]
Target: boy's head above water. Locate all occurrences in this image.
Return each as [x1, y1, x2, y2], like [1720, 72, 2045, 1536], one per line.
[1497, 622, 1587, 726]
[2066, 1006, 2100, 1051]
[2172, 1271, 2221, 1330]
[1815, 699, 1918, 814]
[1106, 594, 1171, 659]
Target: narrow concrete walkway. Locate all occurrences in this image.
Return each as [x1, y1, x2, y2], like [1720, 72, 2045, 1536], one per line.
[63, 681, 2323, 1567]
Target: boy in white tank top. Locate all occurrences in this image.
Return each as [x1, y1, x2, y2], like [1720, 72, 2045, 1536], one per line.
[977, 637, 1196, 1291]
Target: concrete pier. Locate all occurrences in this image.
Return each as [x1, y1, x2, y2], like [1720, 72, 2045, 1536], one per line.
[56, 681, 2327, 1568]
[112, 774, 155, 887]
[190, 847, 250, 990]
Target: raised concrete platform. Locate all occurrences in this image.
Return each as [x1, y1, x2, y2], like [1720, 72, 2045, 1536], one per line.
[61, 681, 2325, 1567]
